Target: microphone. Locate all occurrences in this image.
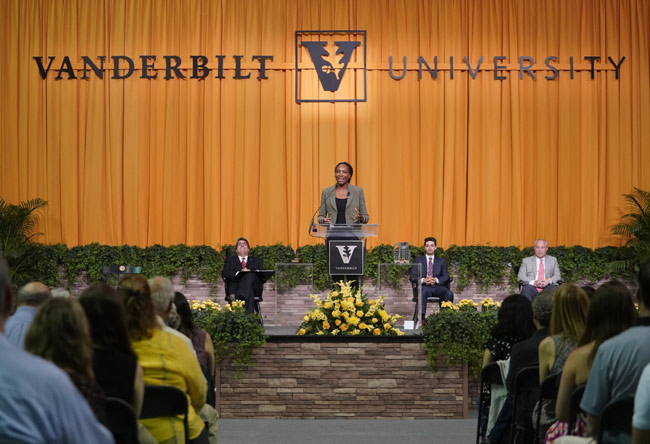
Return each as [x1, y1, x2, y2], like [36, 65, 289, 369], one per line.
[308, 185, 337, 236]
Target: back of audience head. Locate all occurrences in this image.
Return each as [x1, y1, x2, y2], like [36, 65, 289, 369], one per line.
[148, 276, 175, 317]
[579, 280, 637, 363]
[24, 298, 94, 380]
[51, 287, 70, 298]
[638, 258, 650, 311]
[550, 283, 590, 341]
[0, 256, 11, 326]
[580, 285, 596, 300]
[173, 291, 197, 338]
[492, 294, 536, 340]
[117, 274, 156, 341]
[79, 283, 134, 355]
[17, 282, 51, 306]
[532, 291, 554, 328]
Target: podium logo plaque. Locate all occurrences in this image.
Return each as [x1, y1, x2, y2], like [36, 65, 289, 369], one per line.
[329, 240, 364, 275]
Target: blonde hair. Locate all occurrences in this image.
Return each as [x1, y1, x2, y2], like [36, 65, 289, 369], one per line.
[25, 298, 94, 380]
[550, 283, 590, 342]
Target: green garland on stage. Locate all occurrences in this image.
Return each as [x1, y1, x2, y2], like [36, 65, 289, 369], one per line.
[6, 241, 638, 291]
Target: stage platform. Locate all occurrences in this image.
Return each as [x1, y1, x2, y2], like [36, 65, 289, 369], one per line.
[215, 335, 478, 420]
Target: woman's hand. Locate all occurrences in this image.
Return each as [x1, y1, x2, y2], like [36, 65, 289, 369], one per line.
[353, 208, 364, 223]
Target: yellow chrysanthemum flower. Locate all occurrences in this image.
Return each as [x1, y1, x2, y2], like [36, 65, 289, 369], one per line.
[355, 299, 363, 307]
[303, 315, 310, 322]
[359, 322, 367, 330]
[356, 310, 364, 318]
[373, 328, 381, 335]
[324, 302, 333, 309]
[340, 323, 349, 332]
[368, 299, 376, 305]
[348, 316, 360, 326]
[332, 310, 341, 318]
[384, 323, 392, 331]
[323, 321, 330, 330]
[298, 328, 306, 335]
[335, 319, 342, 326]
[372, 317, 379, 324]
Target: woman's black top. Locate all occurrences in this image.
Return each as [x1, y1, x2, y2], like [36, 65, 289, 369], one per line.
[335, 198, 347, 224]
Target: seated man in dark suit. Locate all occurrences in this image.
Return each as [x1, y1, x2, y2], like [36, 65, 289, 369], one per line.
[517, 238, 561, 300]
[221, 237, 264, 313]
[411, 237, 453, 323]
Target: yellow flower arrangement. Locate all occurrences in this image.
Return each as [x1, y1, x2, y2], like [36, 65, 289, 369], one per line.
[296, 281, 404, 336]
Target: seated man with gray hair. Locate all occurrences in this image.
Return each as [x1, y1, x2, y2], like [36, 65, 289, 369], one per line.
[148, 276, 196, 356]
[5, 281, 51, 348]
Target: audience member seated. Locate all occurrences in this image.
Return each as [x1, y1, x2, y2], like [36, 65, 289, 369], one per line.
[173, 292, 216, 380]
[518, 239, 562, 300]
[24, 297, 108, 425]
[535, 284, 590, 440]
[578, 260, 650, 441]
[221, 237, 264, 313]
[5, 281, 51, 348]
[173, 291, 220, 441]
[149, 276, 197, 355]
[480, 294, 536, 439]
[546, 281, 637, 443]
[78, 283, 157, 444]
[487, 291, 554, 444]
[0, 256, 113, 443]
[632, 362, 650, 444]
[117, 274, 210, 444]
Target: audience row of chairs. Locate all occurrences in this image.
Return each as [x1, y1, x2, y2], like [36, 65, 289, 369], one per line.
[477, 362, 634, 444]
[106, 385, 189, 444]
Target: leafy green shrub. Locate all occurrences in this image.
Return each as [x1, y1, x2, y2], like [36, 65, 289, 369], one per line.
[191, 299, 266, 377]
[422, 298, 499, 377]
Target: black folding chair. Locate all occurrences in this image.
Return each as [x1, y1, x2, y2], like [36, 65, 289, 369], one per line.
[476, 362, 504, 444]
[535, 372, 562, 443]
[140, 385, 189, 443]
[597, 396, 634, 444]
[105, 397, 139, 444]
[411, 276, 453, 323]
[567, 384, 586, 434]
[511, 366, 540, 444]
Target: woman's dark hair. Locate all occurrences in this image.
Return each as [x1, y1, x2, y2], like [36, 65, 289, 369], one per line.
[491, 294, 536, 341]
[117, 274, 156, 341]
[335, 162, 354, 182]
[580, 280, 637, 364]
[173, 291, 197, 338]
[79, 283, 135, 356]
[25, 298, 95, 380]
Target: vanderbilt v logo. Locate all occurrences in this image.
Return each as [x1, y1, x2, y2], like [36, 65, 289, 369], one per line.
[295, 30, 367, 103]
[301, 41, 361, 92]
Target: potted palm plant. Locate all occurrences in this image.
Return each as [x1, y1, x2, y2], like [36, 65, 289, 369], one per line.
[0, 197, 48, 281]
[611, 187, 650, 272]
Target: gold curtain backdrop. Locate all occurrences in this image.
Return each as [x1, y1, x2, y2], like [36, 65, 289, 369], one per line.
[1, 0, 649, 249]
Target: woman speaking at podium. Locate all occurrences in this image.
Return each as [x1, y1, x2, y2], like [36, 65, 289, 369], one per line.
[317, 162, 369, 289]
[318, 162, 369, 225]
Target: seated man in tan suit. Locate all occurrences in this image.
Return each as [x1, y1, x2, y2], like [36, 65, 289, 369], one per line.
[517, 239, 561, 300]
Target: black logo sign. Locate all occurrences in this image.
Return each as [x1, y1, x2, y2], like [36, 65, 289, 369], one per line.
[295, 30, 367, 103]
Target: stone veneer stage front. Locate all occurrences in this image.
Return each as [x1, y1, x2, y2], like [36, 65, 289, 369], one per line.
[214, 336, 478, 419]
